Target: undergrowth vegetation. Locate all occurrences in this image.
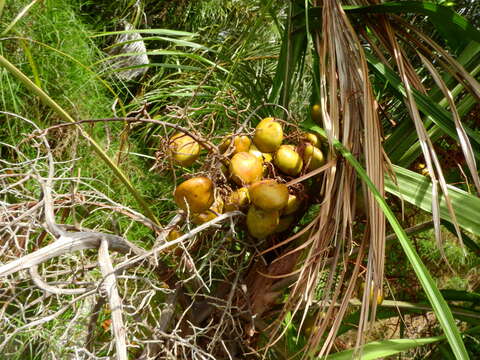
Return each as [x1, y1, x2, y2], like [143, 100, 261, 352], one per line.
[0, 0, 480, 359]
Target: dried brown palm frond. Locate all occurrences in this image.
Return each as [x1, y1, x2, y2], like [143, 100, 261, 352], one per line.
[265, 0, 386, 357]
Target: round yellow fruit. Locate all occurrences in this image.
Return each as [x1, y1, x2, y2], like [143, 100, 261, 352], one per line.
[416, 163, 429, 176]
[174, 177, 214, 213]
[275, 215, 295, 233]
[303, 144, 325, 171]
[249, 180, 289, 211]
[233, 136, 251, 153]
[191, 210, 216, 224]
[191, 196, 223, 225]
[311, 104, 322, 123]
[253, 118, 283, 153]
[262, 152, 273, 162]
[225, 187, 250, 211]
[229, 152, 263, 185]
[376, 291, 384, 305]
[167, 228, 183, 241]
[283, 194, 301, 215]
[165, 228, 183, 255]
[249, 144, 273, 162]
[274, 145, 303, 176]
[246, 206, 279, 239]
[220, 135, 251, 154]
[304, 132, 320, 147]
[248, 144, 263, 160]
[169, 132, 201, 167]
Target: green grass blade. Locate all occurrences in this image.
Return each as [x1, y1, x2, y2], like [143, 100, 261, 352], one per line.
[91, 28, 196, 38]
[0, 54, 160, 226]
[107, 36, 207, 50]
[305, 124, 469, 360]
[19, 39, 41, 87]
[386, 165, 480, 236]
[0, 0, 5, 19]
[324, 336, 446, 360]
[98, 50, 229, 74]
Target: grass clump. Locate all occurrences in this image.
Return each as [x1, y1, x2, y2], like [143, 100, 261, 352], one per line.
[0, 0, 112, 123]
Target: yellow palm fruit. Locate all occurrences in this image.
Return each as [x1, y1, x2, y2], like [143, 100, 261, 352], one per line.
[249, 144, 272, 162]
[224, 187, 250, 211]
[246, 206, 280, 239]
[248, 143, 263, 160]
[167, 228, 183, 241]
[304, 132, 321, 147]
[174, 177, 214, 213]
[361, 281, 384, 305]
[253, 117, 283, 153]
[274, 145, 303, 176]
[282, 194, 301, 215]
[303, 144, 325, 171]
[416, 163, 430, 176]
[311, 104, 322, 123]
[249, 180, 289, 211]
[169, 132, 201, 166]
[191, 196, 223, 225]
[229, 152, 263, 185]
[219, 135, 251, 154]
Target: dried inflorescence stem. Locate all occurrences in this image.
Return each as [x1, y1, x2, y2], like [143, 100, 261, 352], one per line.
[1, 112, 251, 359]
[98, 238, 128, 360]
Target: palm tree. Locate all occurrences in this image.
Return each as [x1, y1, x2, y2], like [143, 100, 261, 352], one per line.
[0, 0, 479, 359]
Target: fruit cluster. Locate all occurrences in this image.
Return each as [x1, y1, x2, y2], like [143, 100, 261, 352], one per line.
[170, 117, 326, 239]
